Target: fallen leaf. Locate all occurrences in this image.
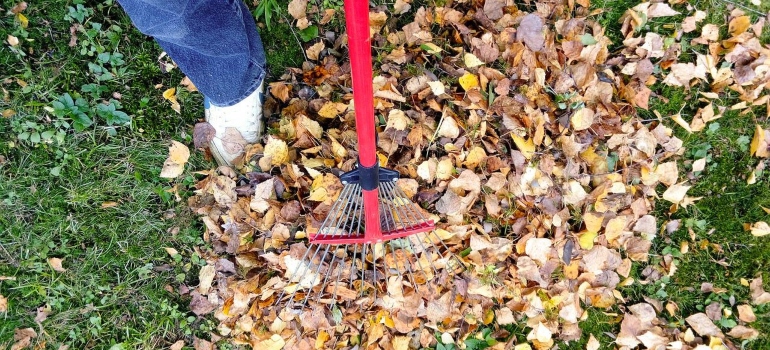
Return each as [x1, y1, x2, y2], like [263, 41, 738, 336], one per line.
[728, 16, 750, 37]
[306, 42, 324, 61]
[7, 35, 19, 47]
[193, 122, 216, 149]
[459, 72, 479, 91]
[0, 294, 7, 313]
[162, 87, 181, 113]
[518, 14, 545, 51]
[737, 304, 756, 322]
[48, 257, 66, 272]
[160, 141, 190, 178]
[464, 53, 484, 68]
[686, 313, 723, 337]
[198, 264, 216, 294]
[571, 107, 595, 131]
[263, 137, 289, 167]
[288, 0, 307, 19]
[750, 222, 770, 237]
[662, 184, 691, 204]
[170, 340, 185, 350]
[727, 325, 758, 340]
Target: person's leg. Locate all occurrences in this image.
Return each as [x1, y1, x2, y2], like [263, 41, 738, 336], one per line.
[117, 0, 266, 106]
[118, 0, 267, 166]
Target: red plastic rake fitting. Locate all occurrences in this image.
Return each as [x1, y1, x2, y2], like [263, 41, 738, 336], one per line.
[308, 0, 435, 245]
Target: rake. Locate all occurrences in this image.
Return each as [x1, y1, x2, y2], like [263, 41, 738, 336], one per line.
[276, 0, 462, 308]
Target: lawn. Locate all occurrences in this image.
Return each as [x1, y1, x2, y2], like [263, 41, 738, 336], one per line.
[1, 0, 769, 349]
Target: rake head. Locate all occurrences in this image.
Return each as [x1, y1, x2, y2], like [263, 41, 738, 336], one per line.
[276, 166, 462, 308]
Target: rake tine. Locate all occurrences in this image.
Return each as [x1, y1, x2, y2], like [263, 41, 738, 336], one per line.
[393, 183, 466, 272]
[305, 184, 362, 306]
[359, 243, 369, 301]
[277, 183, 351, 305]
[281, 243, 322, 306]
[332, 186, 363, 303]
[380, 182, 437, 279]
[380, 183, 408, 294]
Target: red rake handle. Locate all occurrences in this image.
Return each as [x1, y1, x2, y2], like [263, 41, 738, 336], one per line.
[343, 0, 383, 242]
[344, 0, 377, 168]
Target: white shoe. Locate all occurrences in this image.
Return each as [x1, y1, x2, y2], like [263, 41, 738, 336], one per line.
[205, 82, 265, 167]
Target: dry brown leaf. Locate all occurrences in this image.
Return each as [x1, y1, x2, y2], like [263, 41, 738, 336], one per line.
[306, 41, 324, 61]
[288, 0, 307, 19]
[518, 14, 545, 52]
[727, 325, 759, 340]
[193, 122, 216, 149]
[48, 257, 66, 272]
[686, 313, 723, 337]
[0, 294, 7, 313]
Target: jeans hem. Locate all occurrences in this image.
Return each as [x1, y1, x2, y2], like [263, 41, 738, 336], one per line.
[210, 62, 266, 107]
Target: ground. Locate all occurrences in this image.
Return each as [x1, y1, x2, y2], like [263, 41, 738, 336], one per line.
[1, 0, 769, 349]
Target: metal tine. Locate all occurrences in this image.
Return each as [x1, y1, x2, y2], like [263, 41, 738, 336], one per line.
[281, 243, 324, 306]
[279, 184, 355, 306]
[392, 183, 465, 272]
[380, 183, 414, 294]
[381, 187, 405, 297]
[379, 183, 425, 287]
[380, 181, 432, 284]
[382, 181, 440, 279]
[331, 185, 363, 303]
[304, 183, 361, 306]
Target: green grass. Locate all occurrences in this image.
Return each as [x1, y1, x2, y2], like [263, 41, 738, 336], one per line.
[0, 0, 303, 348]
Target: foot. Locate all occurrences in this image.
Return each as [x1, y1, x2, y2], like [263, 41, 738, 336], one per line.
[205, 82, 265, 167]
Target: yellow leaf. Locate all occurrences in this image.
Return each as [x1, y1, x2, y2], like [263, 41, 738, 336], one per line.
[464, 146, 486, 170]
[391, 336, 410, 350]
[160, 140, 190, 178]
[671, 113, 692, 133]
[570, 107, 595, 131]
[750, 222, 770, 237]
[483, 308, 495, 324]
[16, 13, 28, 28]
[511, 134, 535, 159]
[162, 87, 181, 114]
[579, 231, 598, 250]
[318, 101, 345, 119]
[378, 153, 388, 167]
[421, 42, 442, 54]
[257, 334, 286, 350]
[386, 109, 409, 131]
[605, 216, 627, 244]
[464, 53, 484, 68]
[264, 137, 289, 166]
[728, 16, 750, 36]
[750, 124, 768, 158]
[459, 72, 479, 91]
[436, 158, 454, 180]
[168, 140, 190, 164]
[315, 330, 330, 349]
[583, 211, 603, 233]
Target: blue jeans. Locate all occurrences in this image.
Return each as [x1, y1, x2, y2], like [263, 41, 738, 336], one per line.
[117, 0, 266, 107]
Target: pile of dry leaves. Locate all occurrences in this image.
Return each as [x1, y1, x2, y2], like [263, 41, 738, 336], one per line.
[174, 0, 770, 349]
